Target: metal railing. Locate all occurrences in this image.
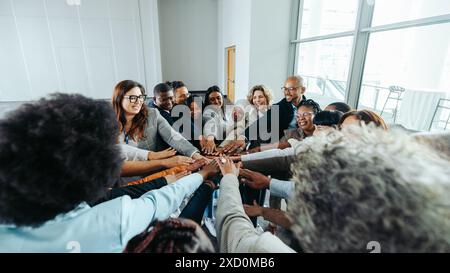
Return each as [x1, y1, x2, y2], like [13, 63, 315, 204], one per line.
[429, 98, 450, 131]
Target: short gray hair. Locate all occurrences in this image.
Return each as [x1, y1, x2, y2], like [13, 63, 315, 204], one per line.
[413, 131, 450, 159]
[287, 75, 305, 87]
[288, 126, 450, 253]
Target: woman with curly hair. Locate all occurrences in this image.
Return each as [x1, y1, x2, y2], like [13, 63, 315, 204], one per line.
[0, 93, 217, 252]
[246, 84, 273, 124]
[219, 85, 275, 154]
[287, 127, 450, 252]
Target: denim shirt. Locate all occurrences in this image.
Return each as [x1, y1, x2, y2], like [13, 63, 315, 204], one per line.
[0, 173, 203, 253]
[288, 104, 297, 129]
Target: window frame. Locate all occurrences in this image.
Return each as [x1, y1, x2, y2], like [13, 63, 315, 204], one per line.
[289, 0, 450, 109]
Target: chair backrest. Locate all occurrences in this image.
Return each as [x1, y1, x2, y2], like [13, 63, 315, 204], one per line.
[389, 86, 405, 93]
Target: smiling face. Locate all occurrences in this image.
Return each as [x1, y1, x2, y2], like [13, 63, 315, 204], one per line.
[208, 91, 223, 108]
[174, 86, 189, 105]
[297, 105, 316, 131]
[121, 86, 144, 117]
[283, 78, 305, 103]
[155, 90, 174, 111]
[252, 90, 268, 110]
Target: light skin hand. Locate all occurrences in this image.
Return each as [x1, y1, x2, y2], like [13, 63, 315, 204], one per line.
[164, 171, 191, 184]
[162, 155, 194, 168]
[222, 140, 245, 155]
[201, 136, 217, 155]
[192, 152, 213, 163]
[215, 156, 239, 176]
[148, 148, 177, 160]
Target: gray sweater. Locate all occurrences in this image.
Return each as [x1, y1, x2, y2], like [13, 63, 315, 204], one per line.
[215, 174, 295, 253]
[137, 107, 199, 157]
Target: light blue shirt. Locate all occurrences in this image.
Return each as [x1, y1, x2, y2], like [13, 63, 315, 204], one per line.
[270, 178, 295, 200]
[0, 173, 203, 253]
[288, 104, 297, 129]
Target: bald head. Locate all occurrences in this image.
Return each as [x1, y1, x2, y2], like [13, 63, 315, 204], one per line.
[283, 75, 306, 106]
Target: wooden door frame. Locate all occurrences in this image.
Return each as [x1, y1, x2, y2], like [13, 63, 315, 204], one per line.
[225, 45, 236, 103]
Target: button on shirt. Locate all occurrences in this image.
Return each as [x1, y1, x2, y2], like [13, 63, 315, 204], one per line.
[0, 173, 203, 253]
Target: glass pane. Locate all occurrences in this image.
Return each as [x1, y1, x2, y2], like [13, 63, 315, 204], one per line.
[372, 0, 450, 26]
[358, 23, 450, 132]
[296, 37, 353, 106]
[300, 0, 358, 39]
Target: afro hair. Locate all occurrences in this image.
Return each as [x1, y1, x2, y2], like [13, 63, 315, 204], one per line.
[0, 93, 123, 227]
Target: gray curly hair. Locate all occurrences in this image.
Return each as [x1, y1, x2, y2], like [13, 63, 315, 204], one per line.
[287, 126, 450, 253]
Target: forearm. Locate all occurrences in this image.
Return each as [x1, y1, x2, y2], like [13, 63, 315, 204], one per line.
[277, 141, 291, 149]
[158, 111, 199, 156]
[261, 208, 292, 229]
[216, 174, 258, 252]
[105, 177, 168, 201]
[269, 179, 295, 200]
[120, 160, 167, 177]
[119, 144, 149, 161]
[121, 173, 204, 245]
[242, 155, 296, 173]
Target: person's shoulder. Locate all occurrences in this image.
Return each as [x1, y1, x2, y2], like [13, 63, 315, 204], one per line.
[146, 106, 158, 115]
[275, 98, 288, 106]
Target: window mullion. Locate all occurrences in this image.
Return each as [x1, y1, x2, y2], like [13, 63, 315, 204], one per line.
[345, 0, 375, 108]
[288, 0, 302, 76]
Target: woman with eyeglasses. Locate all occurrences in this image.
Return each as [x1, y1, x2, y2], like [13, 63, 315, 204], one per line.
[245, 99, 321, 154]
[112, 80, 207, 179]
[281, 99, 321, 144]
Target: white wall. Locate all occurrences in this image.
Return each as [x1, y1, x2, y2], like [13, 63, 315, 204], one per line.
[158, 0, 218, 91]
[217, 0, 292, 102]
[217, 0, 252, 101]
[0, 0, 161, 101]
[248, 0, 292, 102]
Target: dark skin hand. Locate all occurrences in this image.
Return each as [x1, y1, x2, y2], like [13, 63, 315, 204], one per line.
[239, 169, 271, 190]
[197, 159, 220, 179]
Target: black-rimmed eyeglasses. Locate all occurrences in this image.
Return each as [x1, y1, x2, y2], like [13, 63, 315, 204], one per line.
[124, 95, 147, 103]
[281, 86, 300, 92]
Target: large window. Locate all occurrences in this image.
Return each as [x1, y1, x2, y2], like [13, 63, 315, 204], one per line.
[295, 0, 359, 106]
[293, 0, 450, 132]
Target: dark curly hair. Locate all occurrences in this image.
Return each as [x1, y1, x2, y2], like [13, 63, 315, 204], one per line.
[298, 99, 322, 114]
[171, 81, 186, 90]
[124, 218, 215, 253]
[313, 110, 343, 127]
[0, 93, 123, 227]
